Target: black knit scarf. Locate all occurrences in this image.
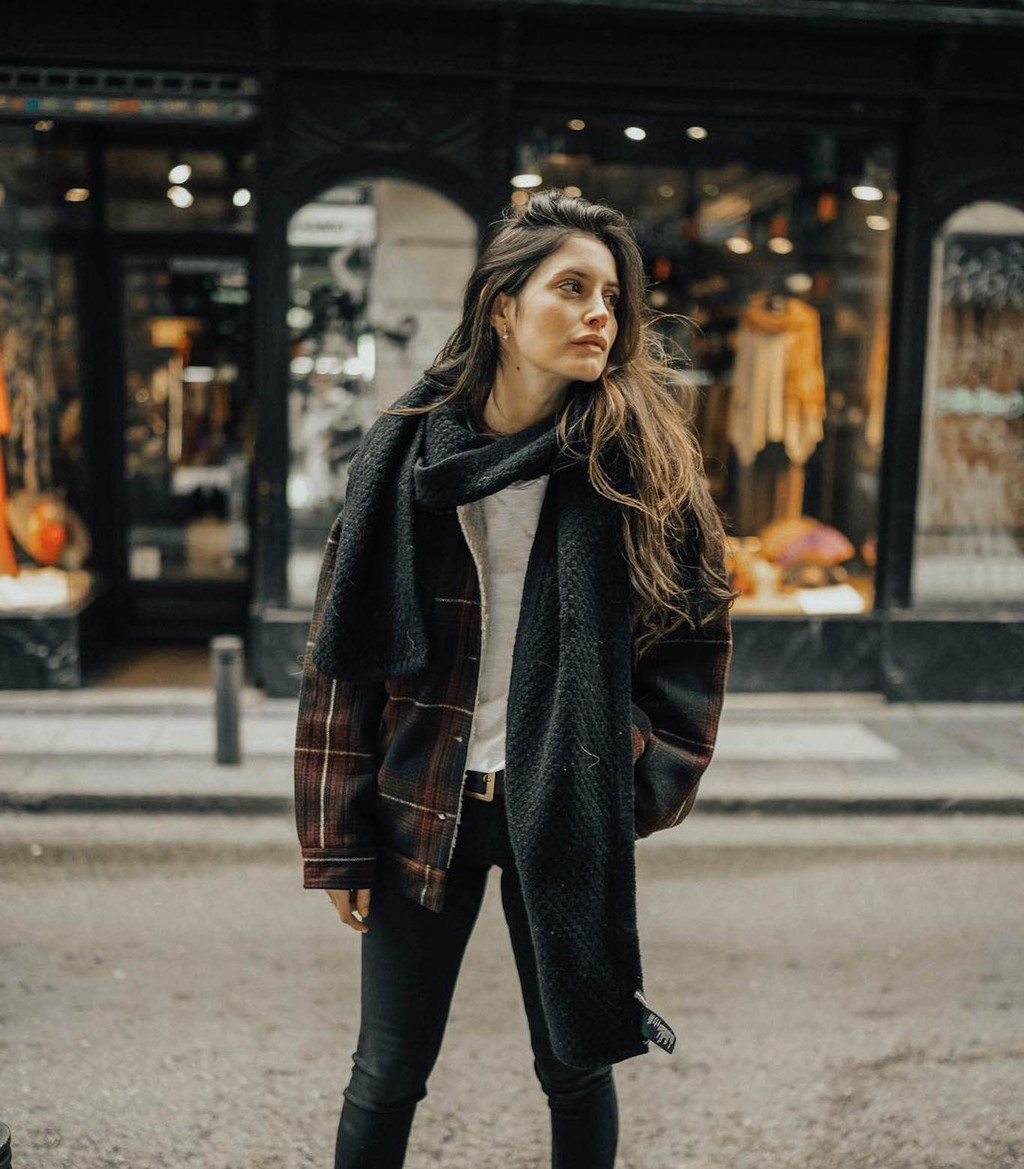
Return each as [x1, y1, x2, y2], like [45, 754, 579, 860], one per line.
[310, 374, 651, 1069]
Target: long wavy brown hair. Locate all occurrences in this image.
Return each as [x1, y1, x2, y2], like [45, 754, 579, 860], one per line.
[382, 188, 737, 660]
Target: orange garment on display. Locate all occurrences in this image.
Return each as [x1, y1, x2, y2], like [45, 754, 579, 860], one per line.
[740, 292, 827, 467]
[0, 347, 20, 576]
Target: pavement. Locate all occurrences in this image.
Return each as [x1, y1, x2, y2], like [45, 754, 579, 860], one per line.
[0, 687, 1021, 815]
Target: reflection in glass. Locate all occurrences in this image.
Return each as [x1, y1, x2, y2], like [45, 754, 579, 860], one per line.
[913, 201, 1024, 605]
[122, 255, 254, 582]
[0, 126, 93, 234]
[106, 147, 256, 233]
[286, 178, 477, 605]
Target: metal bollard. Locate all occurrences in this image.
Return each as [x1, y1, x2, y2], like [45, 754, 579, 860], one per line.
[211, 634, 244, 765]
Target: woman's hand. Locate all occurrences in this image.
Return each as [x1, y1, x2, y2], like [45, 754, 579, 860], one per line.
[325, 888, 372, 933]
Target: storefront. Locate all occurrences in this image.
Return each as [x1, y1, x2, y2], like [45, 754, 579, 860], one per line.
[2, 0, 1022, 697]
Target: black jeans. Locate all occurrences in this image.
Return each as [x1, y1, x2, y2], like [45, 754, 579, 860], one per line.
[334, 786, 618, 1168]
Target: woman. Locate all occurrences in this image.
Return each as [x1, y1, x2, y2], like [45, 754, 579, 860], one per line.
[294, 188, 736, 1168]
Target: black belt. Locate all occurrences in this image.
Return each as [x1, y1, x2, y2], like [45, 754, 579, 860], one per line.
[464, 768, 505, 802]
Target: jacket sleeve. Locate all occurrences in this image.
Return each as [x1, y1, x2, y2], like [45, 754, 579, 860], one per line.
[294, 509, 388, 890]
[629, 532, 734, 839]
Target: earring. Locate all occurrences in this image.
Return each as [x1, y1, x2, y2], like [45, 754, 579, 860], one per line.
[502, 329, 509, 340]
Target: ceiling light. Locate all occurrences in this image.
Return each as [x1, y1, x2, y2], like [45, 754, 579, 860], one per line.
[232, 187, 252, 207]
[167, 185, 194, 208]
[564, 185, 582, 198]
[686, 126, 708, 140]
[34, 119, 55, 132]
[852, 158, 885, 202]
[726, 233, 753, 255]
[624, 126, 646, 141]
[169, 163, 192, 184]
[511, 172, 543, 189]
[866, 214, 891, 231]
[852, 181, 884, 202]
[64, 188, 90, 203]
[768, 237, 794, 254]
[567, 118, 586, 131]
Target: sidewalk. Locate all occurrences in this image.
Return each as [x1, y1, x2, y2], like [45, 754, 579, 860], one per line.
[0, 688, 1021, 815]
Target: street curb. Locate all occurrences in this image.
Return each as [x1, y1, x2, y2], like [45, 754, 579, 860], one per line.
[697, 796, 1024, 815]
[3, 793, 1024, 816]
[0, 793, 293, 815]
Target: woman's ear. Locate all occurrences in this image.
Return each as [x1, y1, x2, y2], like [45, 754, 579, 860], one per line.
[489, 291, 512, 334]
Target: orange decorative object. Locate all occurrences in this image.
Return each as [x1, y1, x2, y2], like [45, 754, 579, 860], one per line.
[758, 516, 855, 568]
[25, 504, 69, 565]
[6, 490, 92, 569]
[0, 347, 19, 577]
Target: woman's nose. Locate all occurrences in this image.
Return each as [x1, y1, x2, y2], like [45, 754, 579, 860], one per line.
[584, 298, 609, 326]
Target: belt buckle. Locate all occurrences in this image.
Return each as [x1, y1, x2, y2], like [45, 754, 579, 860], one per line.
[465, 769, 496, 803]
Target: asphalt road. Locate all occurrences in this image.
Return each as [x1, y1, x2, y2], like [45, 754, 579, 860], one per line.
[1, 811, 1023, 1169]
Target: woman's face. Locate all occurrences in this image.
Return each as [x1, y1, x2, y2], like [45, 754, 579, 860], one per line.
[493, 233, 621, 390]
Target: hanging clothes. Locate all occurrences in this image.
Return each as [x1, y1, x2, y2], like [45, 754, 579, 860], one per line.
[727, 292, 827, 469]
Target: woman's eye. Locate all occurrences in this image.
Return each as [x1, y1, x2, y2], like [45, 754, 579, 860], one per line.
[561, 280, 582, 294]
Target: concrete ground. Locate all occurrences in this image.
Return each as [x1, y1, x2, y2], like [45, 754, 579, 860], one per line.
[1, 811, 1022, 1169]
[0, 689, 1022, 814]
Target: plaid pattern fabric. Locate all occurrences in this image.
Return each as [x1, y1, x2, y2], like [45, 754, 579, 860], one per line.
[294, 499, 732, 910]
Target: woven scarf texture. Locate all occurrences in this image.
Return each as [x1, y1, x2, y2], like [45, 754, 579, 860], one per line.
[310, 374, 651, 1068]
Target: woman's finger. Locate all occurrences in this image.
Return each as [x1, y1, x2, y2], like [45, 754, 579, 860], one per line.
[325, 889, 368, 934]
[354, 888, 371, 919]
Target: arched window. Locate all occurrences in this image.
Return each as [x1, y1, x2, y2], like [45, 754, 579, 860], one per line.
[285, 178, 477, 606]
[912, 200, 1024, 606]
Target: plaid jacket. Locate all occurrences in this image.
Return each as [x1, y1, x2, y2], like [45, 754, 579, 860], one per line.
[294, 490, 733, 912]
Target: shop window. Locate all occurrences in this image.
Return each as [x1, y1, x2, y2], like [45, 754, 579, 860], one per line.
[105, 146, 255, 233]
[0, 126, 93, 233]
[912, 200, 1024, 606]
[286, 177, 477, 606]
[121, 255, 254, 583]
[1, 128, 93, 613]
[515, 117, 898, 615]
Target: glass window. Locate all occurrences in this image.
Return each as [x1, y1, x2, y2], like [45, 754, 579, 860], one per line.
[516, 115, 898, 615]
[121, 254, 254, 583]
[106, 146, 256, 233]
[0, 129, 92, 613]
[0, 125, 93, 234]
[286, 177, 478, 606]
[912, 200, 1024, 606]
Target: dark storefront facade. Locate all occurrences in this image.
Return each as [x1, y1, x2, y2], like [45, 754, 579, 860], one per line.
[2, 0, 1022, 698]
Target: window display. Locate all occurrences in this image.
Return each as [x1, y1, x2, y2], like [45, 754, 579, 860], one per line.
[0, 231, 93, 611]
[121, 255, 254, 583]
[286, 178, 477, 605]
[913, 200, 1024, 606]
[516, 115, 897, 614]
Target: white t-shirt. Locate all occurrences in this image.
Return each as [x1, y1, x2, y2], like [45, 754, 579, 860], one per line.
[463, 473, 550, 772]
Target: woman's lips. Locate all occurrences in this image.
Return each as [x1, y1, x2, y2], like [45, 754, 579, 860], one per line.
[572, 341, 605, 353]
